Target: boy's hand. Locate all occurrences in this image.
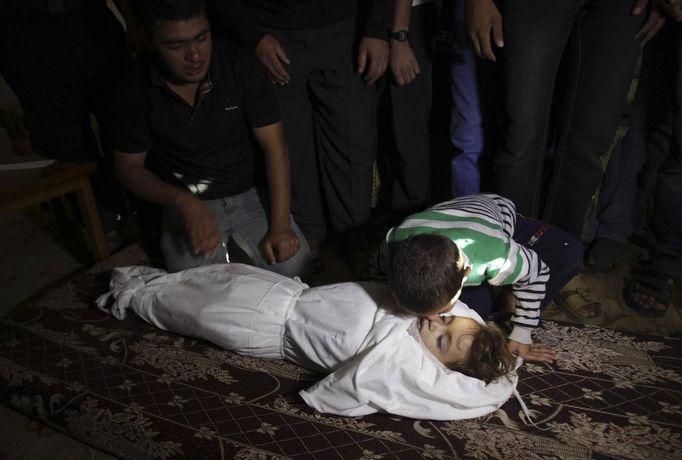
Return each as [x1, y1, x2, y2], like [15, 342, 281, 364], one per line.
[508, 340, 556, 363]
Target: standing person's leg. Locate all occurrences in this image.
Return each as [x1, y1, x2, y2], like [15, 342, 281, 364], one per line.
[229, 188, 313, 279]
[542, 0, 642, 238]
[263, 28, 324, 247]
[634, 25, 677, 236]
[652, 26, 682, 277]
[388, 2, 437, 218]
[307, 18, 376, 238]
[582, 95, 645, 272]
[624, 28, 682, 318]
[449, 0, 484, 198]
[493, 0, 583, 217]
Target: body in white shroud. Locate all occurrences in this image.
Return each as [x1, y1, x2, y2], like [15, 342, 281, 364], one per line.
[97, 263, 518, 420]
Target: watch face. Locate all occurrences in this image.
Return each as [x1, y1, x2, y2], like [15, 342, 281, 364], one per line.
[391, 30, 409, 42]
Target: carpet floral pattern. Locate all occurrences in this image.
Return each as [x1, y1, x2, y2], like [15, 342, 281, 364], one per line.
[0, 246, 680, 459]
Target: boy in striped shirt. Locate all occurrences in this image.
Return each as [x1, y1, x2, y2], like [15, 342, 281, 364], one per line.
[382, 194, 583, 362]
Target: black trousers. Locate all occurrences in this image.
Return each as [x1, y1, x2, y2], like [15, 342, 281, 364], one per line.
[263, 18, 377, 242]
[492, 0, 643, 238]
[378, 2, 438, 220]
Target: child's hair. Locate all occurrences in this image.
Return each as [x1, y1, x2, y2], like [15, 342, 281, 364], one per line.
[388, 234, 466, 315]
[136, 0, 207, 28]
[449, 322, 516, 384]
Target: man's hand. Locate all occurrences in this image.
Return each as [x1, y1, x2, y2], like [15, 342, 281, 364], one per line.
[508, 340, 556, 363]
[466, 0, 504, 61]
[637, 2, 667, 46]
[660, 0, 682, 21]
[255, 34, 290, 85]
[390, 41, 420, 86]
[357, 37, 389, 85]
[176, 194, 221, 257]
[632, 0, 650, 15]
[263, 225, 300, 264]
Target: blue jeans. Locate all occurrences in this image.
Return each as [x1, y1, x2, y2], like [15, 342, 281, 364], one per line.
[449, 0, 484, 198]
[161, 187, 312, 278]
[581, 104, 645, 244]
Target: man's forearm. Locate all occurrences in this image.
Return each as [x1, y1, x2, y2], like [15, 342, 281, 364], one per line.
[393, 0, 412, 31]
[364, 0, 393, 39]
[253, 124, 293, 230]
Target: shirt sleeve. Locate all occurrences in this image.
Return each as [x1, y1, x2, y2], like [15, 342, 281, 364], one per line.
[481, 195, 548, 344]
[491, 194, 517, 239]
[108, 64, 152, 154]
[494, 241, 550, 344]
[229, 45, 281, 128]
[360, 0, 392, 40]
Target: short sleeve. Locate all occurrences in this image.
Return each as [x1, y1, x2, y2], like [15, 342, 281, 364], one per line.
[109, 63, 153, 154]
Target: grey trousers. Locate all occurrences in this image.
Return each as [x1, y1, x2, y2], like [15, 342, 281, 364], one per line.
[161, 187, 312, 278]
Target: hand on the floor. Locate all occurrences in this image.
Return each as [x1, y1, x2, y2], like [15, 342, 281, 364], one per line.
[508, 340, 556, 363]
[255, 34, 290, 85]
[177, 195, 220, 257]
[390, 41, 420, 86]
[466, 0, 504, 61]
[263, 226, 300, 264]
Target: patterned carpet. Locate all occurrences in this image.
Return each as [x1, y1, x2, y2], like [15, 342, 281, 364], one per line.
[0, 244, 680, 459]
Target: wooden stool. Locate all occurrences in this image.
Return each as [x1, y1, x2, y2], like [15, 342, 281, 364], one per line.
[0, 161, 109, 261]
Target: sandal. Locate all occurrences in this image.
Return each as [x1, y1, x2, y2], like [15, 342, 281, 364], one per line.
[554, 276, 604, 324]
[623, 269, 673, 318]
[582, 238, 625, 273]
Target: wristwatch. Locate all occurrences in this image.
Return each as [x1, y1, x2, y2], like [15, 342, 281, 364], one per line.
[389, 29, 410, 42]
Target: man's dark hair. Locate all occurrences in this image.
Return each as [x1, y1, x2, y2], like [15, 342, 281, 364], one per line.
[388, 233, 466, 315]
[449, 322, 516, 384]
[136, 0, 207, 28]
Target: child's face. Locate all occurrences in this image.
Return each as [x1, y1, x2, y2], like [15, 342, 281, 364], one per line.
[419, 315, 481, 366]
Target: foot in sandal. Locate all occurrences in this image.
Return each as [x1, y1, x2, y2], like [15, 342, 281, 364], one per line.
[582, 237, 625, 273]
[623, 269, 673, 318]
[555, 274, 604, 324]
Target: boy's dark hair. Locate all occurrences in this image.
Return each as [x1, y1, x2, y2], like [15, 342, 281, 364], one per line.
[136, 0, 207, 28]
[388, 234, 465, 315]
[450, 322, 516, 384]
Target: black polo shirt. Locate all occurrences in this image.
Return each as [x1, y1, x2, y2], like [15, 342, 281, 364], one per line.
[110, 40, 280, 200]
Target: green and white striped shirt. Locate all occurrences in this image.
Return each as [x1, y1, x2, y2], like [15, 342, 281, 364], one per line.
[387, 194, 549, 344]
